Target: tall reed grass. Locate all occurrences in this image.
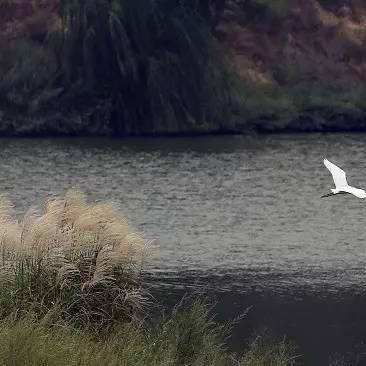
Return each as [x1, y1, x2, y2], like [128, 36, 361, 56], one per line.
[0, 191, 299, 364]
[0, 189, 149, 330]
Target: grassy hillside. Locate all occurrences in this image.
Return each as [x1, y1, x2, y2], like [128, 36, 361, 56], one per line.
[217, 0, 366, 131]
[1, 0, 366, 135]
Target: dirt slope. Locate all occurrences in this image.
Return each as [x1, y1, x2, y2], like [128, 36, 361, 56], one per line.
[2, 0, 366, 85]
[216, 0, 366, 85]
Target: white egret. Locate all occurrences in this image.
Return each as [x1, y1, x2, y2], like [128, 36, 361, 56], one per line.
[322, 158, 366, 198]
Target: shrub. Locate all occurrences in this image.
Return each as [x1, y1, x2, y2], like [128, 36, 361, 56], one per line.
[0, 39, 61, 118]
[55, 0, 240, 135]
[0, 189, 149, 330]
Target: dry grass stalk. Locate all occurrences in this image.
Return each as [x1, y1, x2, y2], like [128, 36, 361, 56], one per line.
[0, 189, 150, 329]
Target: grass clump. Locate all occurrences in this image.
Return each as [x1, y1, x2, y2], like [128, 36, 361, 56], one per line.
[0, 189, 149, 330]
[241, 331, 298, 366]
[0, 191, 299, 365]
[0, 298, 298, 366]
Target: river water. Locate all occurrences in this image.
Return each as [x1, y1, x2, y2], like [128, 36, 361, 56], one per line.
[1, 133, 366, 363]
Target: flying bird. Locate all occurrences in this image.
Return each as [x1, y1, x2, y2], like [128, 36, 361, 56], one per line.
[322, 158, 366, 198]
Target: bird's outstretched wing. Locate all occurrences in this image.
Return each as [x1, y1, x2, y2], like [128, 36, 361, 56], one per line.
[324, 159, 348, 188]
[343, 186, 366, 198]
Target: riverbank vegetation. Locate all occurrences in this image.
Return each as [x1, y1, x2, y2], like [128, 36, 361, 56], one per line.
[0, 308, 298, 365]
[2, 0, 366, 136]
[0, 189, 299, 365]
[0, 0, 243, 136]
[219, 0, 366, 132]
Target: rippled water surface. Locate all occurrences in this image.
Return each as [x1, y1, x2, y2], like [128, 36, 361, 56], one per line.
[4, 134, 366, 362]
[1, 134, 366, 290]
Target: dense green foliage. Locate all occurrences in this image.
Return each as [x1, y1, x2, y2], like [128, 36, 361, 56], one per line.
[1, 0, 365, 135]
[0, 0, 241, 136]
[58, 0, 239, 135]
[0, 300, 298, 366]
[242, 81, 366, 131]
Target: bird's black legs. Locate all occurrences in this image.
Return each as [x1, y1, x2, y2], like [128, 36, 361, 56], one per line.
[321, 193, 334, 198]
[321, 192, 350, 198]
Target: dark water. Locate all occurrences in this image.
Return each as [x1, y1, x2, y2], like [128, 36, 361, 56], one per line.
[1, 134, 366, 364]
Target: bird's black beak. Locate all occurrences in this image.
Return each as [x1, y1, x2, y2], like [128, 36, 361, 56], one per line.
[321, 193, 333, 198]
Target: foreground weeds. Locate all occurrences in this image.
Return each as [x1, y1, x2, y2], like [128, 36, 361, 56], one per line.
[0, 190, 298, 365]
[0, 300, 298, 366]
[241, 330, 298, 366]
